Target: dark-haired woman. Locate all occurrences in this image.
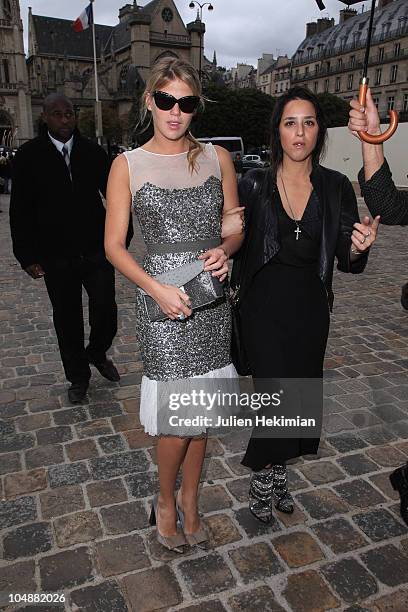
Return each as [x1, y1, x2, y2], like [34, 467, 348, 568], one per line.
[232, 87, 380, 523]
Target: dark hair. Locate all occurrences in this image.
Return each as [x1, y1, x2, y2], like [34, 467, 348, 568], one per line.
[269, 86, 327, 178]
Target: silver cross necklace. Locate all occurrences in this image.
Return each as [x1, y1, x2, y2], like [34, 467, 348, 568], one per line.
[279, 172, 303, 241]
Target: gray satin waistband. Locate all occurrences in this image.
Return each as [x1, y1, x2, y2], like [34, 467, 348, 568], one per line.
[146, 238, 220, 255]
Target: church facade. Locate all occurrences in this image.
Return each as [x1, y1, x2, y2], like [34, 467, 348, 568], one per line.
[1, 0, 213, 145]
[27, 0, 213, 142]
[0, 0, 33, 147]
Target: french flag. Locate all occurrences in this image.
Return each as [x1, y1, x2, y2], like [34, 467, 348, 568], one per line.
[73, 3, 93, 32]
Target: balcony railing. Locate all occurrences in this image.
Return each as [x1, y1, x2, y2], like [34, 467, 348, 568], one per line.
[150, 31, 190, 46]
[293, 23, 408, 66]
[274, 73, 291, 82]
[0, 82, 18, 91]
[291, 48, 406, 82]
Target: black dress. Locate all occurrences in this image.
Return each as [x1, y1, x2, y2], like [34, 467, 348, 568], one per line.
[241, 189, 330, 471]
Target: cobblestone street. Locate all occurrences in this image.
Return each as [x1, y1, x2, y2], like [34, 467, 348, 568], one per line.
[0, 191, 407, 612]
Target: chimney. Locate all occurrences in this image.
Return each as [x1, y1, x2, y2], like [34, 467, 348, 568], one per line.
[316, 17, 335, 33]
[378, 0, 393, 8]
[339, 8, 357, 23]
[306, 21, 318, 37]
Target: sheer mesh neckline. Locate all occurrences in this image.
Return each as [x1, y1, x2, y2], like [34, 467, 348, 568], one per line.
[138, 147, 189, 157]
[124, 142, 221, 194]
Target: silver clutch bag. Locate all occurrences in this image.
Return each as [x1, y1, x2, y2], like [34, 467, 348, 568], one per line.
[138, 259, 225, 322]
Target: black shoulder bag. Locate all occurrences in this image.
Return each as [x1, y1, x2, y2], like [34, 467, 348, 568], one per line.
[230, 176, 263, 376]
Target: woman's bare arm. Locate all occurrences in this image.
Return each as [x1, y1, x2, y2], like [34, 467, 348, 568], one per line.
[215, 145, 244, 258]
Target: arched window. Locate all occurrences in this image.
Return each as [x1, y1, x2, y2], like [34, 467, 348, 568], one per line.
[2, 0, 12, 20]
[0, 109, 13, 147]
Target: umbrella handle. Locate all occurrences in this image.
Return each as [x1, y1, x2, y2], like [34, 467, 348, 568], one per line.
[358, 80, 398, 144]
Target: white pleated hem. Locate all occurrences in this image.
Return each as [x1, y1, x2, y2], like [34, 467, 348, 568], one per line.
[140, 362, 239, 436]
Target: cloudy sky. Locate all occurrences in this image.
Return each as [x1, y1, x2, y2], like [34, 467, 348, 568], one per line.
[19, 0, 359, 67]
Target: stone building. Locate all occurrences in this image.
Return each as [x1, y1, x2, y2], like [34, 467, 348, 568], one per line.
[224, 63, 257, 89]
[26, 0, 214, 141]
[292, 0, 408, 119]
[257, 54, 291, 97]
[0, 0, 33, 146]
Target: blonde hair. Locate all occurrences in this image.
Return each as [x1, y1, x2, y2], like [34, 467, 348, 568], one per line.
[140, 57, 204, 173]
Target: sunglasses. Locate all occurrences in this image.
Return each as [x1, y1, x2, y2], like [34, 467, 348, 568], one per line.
[152, 90, 200, 114]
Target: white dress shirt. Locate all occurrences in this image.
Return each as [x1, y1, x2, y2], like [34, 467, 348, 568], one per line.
[48, 132, 74, 156]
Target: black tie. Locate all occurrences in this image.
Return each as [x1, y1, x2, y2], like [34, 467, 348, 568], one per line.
[61, 145, 72, 179]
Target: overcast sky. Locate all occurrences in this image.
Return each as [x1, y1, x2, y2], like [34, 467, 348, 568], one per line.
[20, 0, 359, 67]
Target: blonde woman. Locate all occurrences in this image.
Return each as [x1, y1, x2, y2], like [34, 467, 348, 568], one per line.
[105, 58, 243, 552]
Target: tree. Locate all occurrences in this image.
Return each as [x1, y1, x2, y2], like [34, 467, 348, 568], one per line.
[317, 92, 350, 128]
[78, 103, 122, 142]
[193, 86, 276, 151]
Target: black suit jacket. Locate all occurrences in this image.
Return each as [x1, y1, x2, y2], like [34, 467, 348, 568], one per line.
[10, 131, 133, 269]
[231, 165, 369, 312]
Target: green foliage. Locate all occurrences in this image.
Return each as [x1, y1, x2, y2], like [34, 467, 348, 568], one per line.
[192, 86, 276, 151]
[316, 92, 350, 128]
[78, 103, 122, 142]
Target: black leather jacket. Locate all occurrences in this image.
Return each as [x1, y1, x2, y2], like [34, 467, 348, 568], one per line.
[231, 165, 369, 311]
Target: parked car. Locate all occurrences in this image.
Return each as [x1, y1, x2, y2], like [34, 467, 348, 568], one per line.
[243, 154, 261, 163]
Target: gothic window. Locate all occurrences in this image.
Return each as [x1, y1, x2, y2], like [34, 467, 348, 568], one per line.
[0, 109, 12, 127]
[3, 59, 9, 83]
[2, 0, 11, 20]
[161, 8, 173, 23]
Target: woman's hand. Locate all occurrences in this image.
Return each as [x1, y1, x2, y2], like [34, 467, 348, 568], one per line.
[150, 284, 192, 321]
[199, 247, 229, 282]
[348, 87, 381, 139]
[221, 206, 245, 238]
[351, 215, 381, 255]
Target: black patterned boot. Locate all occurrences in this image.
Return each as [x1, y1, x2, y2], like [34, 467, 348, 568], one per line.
[389, 462, 408, 526]
[248, 468, 274, 524]
[272, 464, 294, 514]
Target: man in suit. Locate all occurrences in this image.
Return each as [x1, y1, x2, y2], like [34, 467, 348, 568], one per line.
[349, 87, 408, 527]
[10, 93, 132, 404]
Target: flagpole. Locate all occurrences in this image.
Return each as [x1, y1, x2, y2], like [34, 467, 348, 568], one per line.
[90, 0, 103, 145]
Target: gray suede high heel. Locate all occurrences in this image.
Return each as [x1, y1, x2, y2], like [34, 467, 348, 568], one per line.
[149, 494, 187, 553]
[176, 491, 208, 548]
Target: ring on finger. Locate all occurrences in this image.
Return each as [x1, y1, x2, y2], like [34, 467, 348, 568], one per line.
[177, 313, 186, 321]
[361, 236, 366, 244]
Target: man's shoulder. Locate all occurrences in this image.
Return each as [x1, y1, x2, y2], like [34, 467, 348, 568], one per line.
[17, 136, 46, 156]
[75, 135, 107, 158]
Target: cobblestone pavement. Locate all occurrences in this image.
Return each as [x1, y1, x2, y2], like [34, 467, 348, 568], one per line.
[1, 192, 408, 612]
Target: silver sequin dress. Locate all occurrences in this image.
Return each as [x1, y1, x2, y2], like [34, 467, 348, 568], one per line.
[124, 144, 238, 436]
